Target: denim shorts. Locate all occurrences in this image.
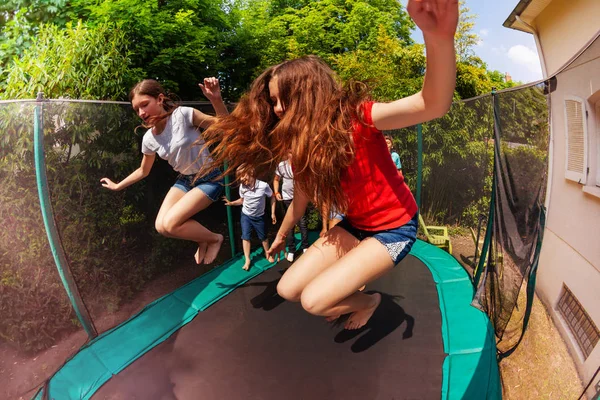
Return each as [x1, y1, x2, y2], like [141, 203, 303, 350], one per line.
[330, 212, 344, 221]
[241, 213, 267, 241]
[173, 169, 223, 201]
[337, 213, 418, 265]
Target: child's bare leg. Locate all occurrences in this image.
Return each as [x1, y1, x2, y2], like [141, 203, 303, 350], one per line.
[162, 189, 223, 264]
[300, 238, 393, 329]
[324, 284, 366, 322]
[155, 188, 186, 237]
[195, 242, 208, 265]
[242, 240, 251, 271]
[262, 240, 275, 263]
[328, 218, 342, 230]
[277, 226, 359, 303]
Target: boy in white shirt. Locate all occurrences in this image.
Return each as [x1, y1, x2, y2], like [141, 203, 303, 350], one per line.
[224, 165, 276, 270]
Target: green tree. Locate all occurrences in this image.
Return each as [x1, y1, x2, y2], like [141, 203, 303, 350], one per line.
[455, 0, 481, 65]
[67, 0, 230, 100]
[0, 0, 70, 87]
[453, 1, 517, 98]
[333, 26, 424, 101]
[231, 0, 414, 75]
[2, 21, 134, 100]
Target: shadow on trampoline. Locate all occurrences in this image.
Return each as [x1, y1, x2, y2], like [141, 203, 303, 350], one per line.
[248, 271, 286, 311]
[219, 270, 416, 353]
[332, 291, 415, 353]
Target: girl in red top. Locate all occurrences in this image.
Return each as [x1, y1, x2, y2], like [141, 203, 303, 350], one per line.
[201, 0, 458, 329]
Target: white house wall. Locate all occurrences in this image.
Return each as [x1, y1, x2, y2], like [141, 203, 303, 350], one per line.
[534, 0, 600, 76]
[538, 34, 600, 383]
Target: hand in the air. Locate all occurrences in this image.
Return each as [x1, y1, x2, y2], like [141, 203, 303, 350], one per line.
[407, 0, 459, 40]
[199, 77, 222, 102]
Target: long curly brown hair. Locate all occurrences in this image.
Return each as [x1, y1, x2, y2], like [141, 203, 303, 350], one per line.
[199, 55, 371, 215]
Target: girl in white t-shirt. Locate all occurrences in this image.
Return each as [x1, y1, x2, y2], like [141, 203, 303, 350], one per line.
[100, 78, 227, 265]
[273, 158, 309, 262]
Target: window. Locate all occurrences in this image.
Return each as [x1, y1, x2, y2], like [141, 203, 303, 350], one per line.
[564, 96, 588, 184]
[557, 285, 600, 360]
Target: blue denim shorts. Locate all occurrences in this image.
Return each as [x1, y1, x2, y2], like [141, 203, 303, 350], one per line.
[338, 213, 418, 265]
[173, 169, 223, 201]
[241, 213, 267, 241]
[330, 212, 344, 221]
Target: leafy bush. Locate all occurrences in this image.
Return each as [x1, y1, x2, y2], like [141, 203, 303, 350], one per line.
[0, 101, 193, 352]
[2, 21, 136, 100]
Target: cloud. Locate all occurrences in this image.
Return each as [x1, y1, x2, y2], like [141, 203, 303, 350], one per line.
[479, 29, 489, 36]
[507, 45, 542, 74]
[477, 39, 484, 47]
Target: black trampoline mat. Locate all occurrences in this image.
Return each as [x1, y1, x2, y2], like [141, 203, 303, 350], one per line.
[94, 255, 445, 400]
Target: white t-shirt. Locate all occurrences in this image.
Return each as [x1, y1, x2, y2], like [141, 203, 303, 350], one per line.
[240, 179, 273, 217]
[141, 106, 211, 175]
[275, 160, 294, 200]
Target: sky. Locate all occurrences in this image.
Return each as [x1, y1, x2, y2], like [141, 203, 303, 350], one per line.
[408, 0, 544, 84]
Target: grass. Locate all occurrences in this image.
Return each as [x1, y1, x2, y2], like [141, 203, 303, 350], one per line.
[499, 287, 584, 399]
[449, 232, 585, 400]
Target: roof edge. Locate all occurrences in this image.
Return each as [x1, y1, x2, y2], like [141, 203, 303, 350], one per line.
[503, 0, 535, 33]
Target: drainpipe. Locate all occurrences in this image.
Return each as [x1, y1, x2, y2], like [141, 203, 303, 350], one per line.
[515, 15, 547, 78]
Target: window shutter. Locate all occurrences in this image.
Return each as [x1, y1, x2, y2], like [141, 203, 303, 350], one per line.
[564, 96, 588, 184]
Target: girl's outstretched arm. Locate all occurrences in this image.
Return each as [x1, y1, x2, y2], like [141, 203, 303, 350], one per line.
[267, 186, 309, 259]
[372, 0, 458, 131]
[193, 77, 229, 129]
[271, 196, 277, 225]
[223, 197, 243, 206]
[100, 153, 155, 191]
[273, 175, 283, 201]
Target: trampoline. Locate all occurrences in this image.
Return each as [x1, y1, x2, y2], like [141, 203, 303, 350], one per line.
[4, 91, 554, 400]
[36, 236, 500, 400]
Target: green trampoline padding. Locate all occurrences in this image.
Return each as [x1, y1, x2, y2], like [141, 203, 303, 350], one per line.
[409, 240, 501, 399]
[37, 237, 500, 400]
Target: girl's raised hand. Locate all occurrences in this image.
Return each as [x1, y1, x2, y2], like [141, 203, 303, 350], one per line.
[407, 0, 458, 40]
[100, 177, 119, 191]
[199, 77, 222, 102]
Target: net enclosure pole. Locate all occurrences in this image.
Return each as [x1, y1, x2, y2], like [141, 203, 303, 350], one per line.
[223, 162, 236, 257]
[416, 124, 423, 210]
[33, 92, 97, 339]
[474, 89, 497, 286]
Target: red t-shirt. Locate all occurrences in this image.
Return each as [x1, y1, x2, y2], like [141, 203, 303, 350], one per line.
[340, 102, 418, 231]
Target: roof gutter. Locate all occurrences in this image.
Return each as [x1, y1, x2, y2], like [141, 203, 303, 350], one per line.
[503, 0, 534, 32]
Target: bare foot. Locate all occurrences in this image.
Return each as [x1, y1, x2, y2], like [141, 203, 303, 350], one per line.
[242, 259, 251, 271]
[204, 234, 224, 264]
[194, 242, 208, 265]
[327, 284, 364, 322]
[345, 293, 381, 330]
